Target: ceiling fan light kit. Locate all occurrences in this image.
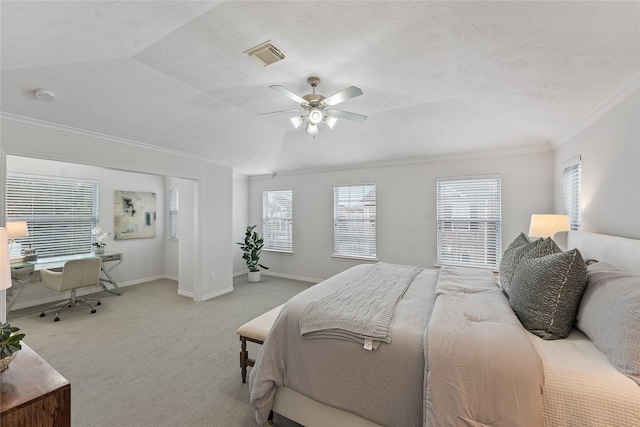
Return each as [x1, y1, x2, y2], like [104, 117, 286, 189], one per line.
[324, 116, 337, 129]
[308, 108, 323, 124]
[260, 76, 367, 136]
[290, 116, 304, 129]
[306, 123, 319, 135]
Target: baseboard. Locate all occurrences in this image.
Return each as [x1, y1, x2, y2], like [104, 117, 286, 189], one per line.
[235, 270, 322, 283]
[201, 286, 234, 301]
[262, 271, 322, 284]
[177, 289, 193, 298]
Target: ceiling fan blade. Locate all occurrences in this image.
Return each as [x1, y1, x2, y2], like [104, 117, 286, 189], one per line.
[328, 109, 367, 122]
[322, 86, 363, 106]
[259, 108, 305, 116]
[269, 85, 307, 104]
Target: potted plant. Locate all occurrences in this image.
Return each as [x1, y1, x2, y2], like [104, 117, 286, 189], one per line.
[237, 225, 269, 283]
[1, 322, 25, 372]
[91, 226, 111, 254]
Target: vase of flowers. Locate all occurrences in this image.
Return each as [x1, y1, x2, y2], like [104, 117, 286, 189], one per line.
[92, 226, 111, 254]
[1, 322, 25, 372]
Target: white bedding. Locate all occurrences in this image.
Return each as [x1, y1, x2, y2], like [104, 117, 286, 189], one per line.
[528, 329, 640, 427]
[252, 232, 640, 426]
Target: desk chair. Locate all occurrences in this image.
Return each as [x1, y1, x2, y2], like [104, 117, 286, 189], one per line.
[39, 257, 102, 322]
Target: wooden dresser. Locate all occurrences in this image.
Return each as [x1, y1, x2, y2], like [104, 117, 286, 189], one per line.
[0, 343, 70, 426]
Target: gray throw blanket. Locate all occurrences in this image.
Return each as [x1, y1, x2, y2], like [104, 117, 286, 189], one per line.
[299, 262, 423, 350]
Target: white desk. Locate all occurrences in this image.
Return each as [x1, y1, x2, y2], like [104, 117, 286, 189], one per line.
[8, 252, 123, 312]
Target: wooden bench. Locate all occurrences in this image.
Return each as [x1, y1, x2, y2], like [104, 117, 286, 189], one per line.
[236, 304, 284, 383]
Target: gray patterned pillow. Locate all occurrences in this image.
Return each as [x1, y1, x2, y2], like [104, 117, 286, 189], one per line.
[576, 262, 640, 385]
[499, 233, 539, 294]
[509, 242, 588, 340]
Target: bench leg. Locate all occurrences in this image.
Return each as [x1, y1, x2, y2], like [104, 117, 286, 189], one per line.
[240, 336, 249, 383]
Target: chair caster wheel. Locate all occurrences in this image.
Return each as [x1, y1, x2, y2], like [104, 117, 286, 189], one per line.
[40, 312, 45, 317]
[91, 309, 96, 314]
[54, 317, 60, 322]
[97, 301, 101, 306]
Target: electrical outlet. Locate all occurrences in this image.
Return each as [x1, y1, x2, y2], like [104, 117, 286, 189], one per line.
[209, 273, 216, 281]
[299, 260, 304, 269]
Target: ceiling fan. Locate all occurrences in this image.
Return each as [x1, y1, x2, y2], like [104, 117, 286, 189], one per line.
[260, 76, 366, 136]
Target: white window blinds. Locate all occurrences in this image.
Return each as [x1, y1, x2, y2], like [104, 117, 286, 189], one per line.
[563, 156, 581, 231]
[334, 183, 376, 259]
[6, 174, 99, 258]
[169, 188, 179, 240]
[263, 189, 293, 252]
[437, 176, 501, 270]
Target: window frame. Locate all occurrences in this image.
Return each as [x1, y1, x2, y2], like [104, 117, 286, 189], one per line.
[262, 189, 293, 253]
[333, 183, 377, 261]
[562, 156, 582, 231]
[6, 173, 100, 258]
[436, 175, 502, 270]
[168, 187, 179, 240]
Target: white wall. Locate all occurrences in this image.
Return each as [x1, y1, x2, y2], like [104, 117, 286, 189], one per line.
[553, 89, 640, 239]
[249, 150, 553, 281]
[233, 175, 249, 275]
[0, 118, 233, 319]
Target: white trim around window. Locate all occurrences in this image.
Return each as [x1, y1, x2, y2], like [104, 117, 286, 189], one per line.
[262, 189, 293, 253]
[562, 155, 582, 231]
[436, 175, 502, 270]
[333, 183, 377, 260]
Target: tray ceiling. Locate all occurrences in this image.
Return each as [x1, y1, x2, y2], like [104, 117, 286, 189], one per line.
[1, 1, 638, 175]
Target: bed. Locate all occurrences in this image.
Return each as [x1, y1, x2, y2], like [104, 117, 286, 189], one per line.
[248, 231, 640, 426]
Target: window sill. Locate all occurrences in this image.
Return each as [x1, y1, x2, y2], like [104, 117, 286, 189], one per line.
[263, 249, 293, 255]
[332, 254, 378, 263]
[435, 263, 498, 273]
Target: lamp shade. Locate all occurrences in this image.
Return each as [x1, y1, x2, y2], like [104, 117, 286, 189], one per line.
[7, 221, 29, 239]
[0, 228, 11, 291]
[529, 214, 570, 239]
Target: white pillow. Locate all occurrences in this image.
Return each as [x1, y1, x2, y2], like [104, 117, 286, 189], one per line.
[576, 262, 640, 385]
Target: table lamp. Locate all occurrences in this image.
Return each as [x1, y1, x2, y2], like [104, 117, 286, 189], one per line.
[0, 228, 12, 291]
[6, 221, 29, 260]
[529, 214, 570, 239]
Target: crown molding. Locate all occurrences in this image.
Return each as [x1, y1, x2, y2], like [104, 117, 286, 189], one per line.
[0, 112, 230, 168]
[550, 73, 640, 149]
[250, 144, 551, 179]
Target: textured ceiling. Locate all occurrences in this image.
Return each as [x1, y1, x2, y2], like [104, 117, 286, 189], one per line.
[1, 1, 638, 175]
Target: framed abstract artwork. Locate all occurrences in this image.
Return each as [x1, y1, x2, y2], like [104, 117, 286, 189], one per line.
[114, 190, 156, 240]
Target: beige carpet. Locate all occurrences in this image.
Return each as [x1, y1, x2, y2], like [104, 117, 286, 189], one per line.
[8, 275, 310, 427]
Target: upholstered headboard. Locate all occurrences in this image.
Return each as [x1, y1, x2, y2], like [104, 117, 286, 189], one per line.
[559, 231, 640, 275]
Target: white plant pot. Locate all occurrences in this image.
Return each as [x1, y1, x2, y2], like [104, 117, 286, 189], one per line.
[247, 271, 261, 283]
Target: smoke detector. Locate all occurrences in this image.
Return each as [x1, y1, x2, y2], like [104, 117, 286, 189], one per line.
[34, 88, 55, 102]
[244, 40, 286, 67]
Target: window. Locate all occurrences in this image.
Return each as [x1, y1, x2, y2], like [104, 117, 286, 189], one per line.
[262, 189, 293, 252]
[334, 183, 376, 259]
[436, 176, 501, 270]
[6, 174, 99, 258]
[169, 188, 179, 240]
[563, 156, 581, 231]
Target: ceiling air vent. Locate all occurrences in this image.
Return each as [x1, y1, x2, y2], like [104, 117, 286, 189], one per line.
[244, 40, 286, 67]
